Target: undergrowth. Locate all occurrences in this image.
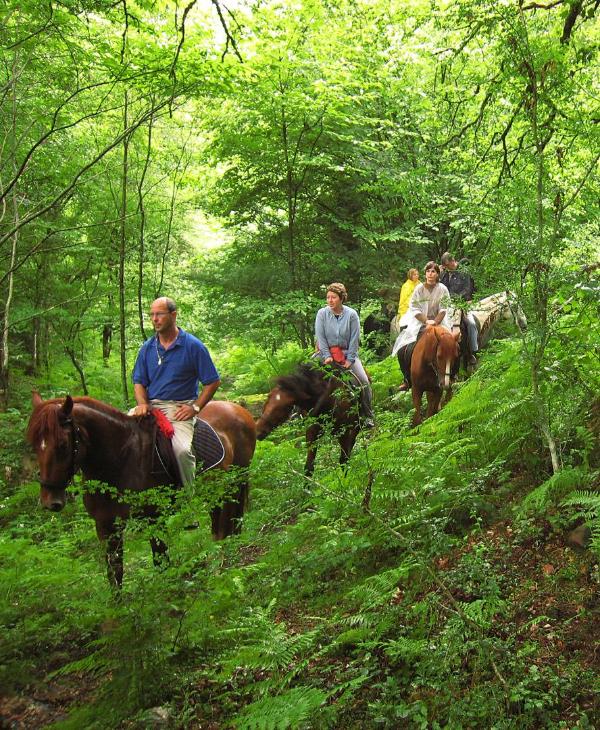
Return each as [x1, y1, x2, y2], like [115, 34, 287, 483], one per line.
[1, 336, 599, 728]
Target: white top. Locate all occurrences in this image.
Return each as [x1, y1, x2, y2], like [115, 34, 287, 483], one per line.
[391, 282, 452, 356]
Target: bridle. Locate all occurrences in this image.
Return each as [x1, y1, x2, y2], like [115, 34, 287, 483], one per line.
[39, 415, 82, 491]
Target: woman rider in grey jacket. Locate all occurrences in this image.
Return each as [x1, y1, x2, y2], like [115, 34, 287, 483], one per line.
[314, 282, 374, 428]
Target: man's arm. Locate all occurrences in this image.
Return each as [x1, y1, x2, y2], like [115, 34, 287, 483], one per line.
[196, 379, 220, 410]
[173, 379, 220, 421]
[133, 383, 151, 416]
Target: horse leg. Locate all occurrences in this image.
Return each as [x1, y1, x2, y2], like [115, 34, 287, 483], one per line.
[211, 467, 249, 540]
[95, 518, 124, 589]
[339, 426, 359, 469]
[426, 389, 442, 420]
[305, 423, 322, 477]
[150, 532, 169, 569]
[412, 387, 424, 427]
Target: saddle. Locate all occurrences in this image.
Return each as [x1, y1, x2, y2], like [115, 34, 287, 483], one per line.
[397, 326, 426, 385]
[151, 411, 225, 482]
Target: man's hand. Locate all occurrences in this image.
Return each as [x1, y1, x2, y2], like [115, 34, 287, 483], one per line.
[173, 404, 196, 421]
[133, 403, 151, 416]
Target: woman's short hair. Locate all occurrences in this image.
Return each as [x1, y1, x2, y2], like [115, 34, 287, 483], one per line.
[408, 268, 419, 279]
[327, 282, 348, 302]
[424, 261, 440, 276]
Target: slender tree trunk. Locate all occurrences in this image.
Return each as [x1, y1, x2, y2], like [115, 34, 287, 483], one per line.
[137, 113, 153, 341]
[119, 90, 130, 405]
[0, 53, 20, 408]
[519, 9, 560, 473]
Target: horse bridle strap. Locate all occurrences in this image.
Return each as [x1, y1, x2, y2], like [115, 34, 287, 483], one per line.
[63, 416, 82, 478]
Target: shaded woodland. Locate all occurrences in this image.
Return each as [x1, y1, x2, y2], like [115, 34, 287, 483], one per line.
[0, 0, 599, 727]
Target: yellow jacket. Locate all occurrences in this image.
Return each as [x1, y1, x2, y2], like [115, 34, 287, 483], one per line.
[398, 278, 418, 317]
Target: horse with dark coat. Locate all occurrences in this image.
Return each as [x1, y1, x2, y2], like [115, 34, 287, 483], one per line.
[27, 393, 256, 587]
[256, 363, 361, 476]
[363, 301, 396, 357]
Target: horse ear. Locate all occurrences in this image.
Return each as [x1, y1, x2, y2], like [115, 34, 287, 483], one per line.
[61, 395, 74, 416]
[32, 390, 43, 408]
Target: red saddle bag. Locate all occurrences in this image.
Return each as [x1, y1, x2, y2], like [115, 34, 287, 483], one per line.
[329, 346, 346, 364]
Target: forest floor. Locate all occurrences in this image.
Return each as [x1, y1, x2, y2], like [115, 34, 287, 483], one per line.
[1, 511, 598, 729]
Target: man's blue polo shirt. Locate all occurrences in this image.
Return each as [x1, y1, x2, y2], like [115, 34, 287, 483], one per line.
[132, 328, 220, 401]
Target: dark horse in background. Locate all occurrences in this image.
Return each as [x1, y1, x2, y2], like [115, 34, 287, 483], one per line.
[363, 301, 396, 358]
[27, 393, 256, 587]
[256, 363, 361, 476]
[410, 326, 460, 426]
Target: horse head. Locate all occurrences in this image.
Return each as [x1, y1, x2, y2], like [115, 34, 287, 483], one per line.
[434, 327, 461, 391]
[256, 386, 296, 440]
[27, 392, 83, 512]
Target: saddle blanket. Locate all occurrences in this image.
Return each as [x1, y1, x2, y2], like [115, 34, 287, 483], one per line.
[192, 418, 225, 473]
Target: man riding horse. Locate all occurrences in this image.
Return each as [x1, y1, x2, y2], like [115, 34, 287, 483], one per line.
[440, 252, 478, 367]
[131, 296, 221, 486]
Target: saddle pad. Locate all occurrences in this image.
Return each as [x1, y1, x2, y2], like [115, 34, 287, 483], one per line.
[192, 418, 225, 474]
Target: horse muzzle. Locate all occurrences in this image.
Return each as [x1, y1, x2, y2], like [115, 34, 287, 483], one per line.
[255, 420, 270, 440]
[40, 483, 67, 512]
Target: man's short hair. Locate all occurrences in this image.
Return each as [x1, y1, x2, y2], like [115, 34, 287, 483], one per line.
[441, 252, 454, 266]
[161, 297, 177, 313]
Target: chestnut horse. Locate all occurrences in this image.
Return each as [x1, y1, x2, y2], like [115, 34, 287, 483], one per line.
[27, 393, 256, 587]
[256, 363, 361, 476]
[411, 326, 460, 426]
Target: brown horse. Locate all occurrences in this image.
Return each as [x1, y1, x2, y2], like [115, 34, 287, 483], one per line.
[256, 363, 361, 476]
[27, 393, 256, 586]
[410, 326, 460, 426]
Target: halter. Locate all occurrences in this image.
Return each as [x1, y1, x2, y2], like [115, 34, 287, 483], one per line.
[40, 414, 82, 491]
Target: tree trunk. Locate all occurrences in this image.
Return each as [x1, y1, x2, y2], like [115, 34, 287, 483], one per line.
[119, 90, 130, 406]
[0, 53, 20, 408]
[137, 114, 153, 341]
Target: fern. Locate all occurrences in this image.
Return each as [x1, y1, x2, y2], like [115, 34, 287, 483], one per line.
[234, 686, 328, 730]
[519, 466, 590, 515]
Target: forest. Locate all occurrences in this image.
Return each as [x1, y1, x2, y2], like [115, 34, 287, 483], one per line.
[1, 0, 599, 727]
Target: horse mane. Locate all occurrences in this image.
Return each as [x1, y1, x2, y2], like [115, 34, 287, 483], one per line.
[433, 326, 458, 358]
[275, 363, 330, 404]
[27, 401, 66, 447]
[27, 396, 131, 447]
[419, 326, 455, 359]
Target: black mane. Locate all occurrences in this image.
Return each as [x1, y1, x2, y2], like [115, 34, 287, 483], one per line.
[275, 362, 345, 407]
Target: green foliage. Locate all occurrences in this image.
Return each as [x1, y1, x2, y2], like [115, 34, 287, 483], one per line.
[519, 467, 592, 516]
[234, 686, 329, 730]
[1, 0, 599, 726]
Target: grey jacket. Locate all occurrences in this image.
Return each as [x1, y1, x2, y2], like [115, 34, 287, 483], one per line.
[315, 305, 360, 363]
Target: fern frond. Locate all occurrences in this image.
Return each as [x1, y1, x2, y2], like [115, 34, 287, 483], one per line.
[520, 467, 590, 515]
[234, 686, 328, 730]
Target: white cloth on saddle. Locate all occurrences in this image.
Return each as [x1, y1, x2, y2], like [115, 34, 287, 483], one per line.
[392, 283, 452, 356]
